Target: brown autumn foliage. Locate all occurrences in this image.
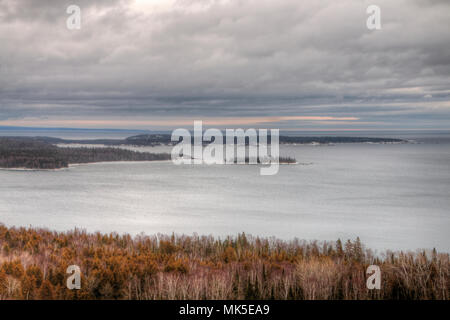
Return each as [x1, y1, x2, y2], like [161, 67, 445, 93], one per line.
[0, 223, 448, 300]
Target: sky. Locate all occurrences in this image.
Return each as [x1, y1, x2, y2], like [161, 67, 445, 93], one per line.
[0, 0, 449, 131]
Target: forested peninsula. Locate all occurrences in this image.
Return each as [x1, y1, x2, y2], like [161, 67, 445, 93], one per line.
[0, 137, 171, 169]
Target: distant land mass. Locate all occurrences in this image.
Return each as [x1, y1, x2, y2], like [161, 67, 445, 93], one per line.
[124, 134, 406, 146]
[0, 134, 405, 169]
[5, 134, 405, 146]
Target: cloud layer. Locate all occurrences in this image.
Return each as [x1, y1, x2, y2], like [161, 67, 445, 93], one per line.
[0, 0, 449, 129]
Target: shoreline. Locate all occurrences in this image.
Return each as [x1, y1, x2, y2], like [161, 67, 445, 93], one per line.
[0, 167, 69, 172]
[0, 159, 307, 171]
[0, 160, 173, 171]
[68, 159, 173, 167]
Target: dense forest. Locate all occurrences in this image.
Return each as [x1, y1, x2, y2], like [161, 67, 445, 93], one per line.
[0, 138, 171, 169]
[59, 146, 171, 165]
[0, 138, 68, 169]
[0, 223, 447, 300]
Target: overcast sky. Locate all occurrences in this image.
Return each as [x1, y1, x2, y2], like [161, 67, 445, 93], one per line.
[0, 0, 449, 130]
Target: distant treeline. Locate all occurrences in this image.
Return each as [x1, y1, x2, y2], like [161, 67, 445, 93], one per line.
[0, 223, 448, 300]
[59, 147, 171, 165]
[278, 136, 404, 144]
[12, 134, 406, 147]
[0, 138, 171, 169]
[125, 134, 405, 146]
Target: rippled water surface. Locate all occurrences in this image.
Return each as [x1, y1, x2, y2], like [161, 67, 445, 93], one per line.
[1, 141, 449, 252]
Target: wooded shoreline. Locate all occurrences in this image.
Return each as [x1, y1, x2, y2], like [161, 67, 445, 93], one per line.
[0, 137, 171, 169]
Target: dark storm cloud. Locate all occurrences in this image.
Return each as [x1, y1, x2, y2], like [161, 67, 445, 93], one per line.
[0, 0, 449, 128]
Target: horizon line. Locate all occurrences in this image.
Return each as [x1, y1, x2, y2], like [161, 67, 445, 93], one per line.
[1, 125, 450, 133]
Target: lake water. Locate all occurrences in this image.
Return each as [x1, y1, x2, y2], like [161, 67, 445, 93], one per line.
[1, 134, 449, 252]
